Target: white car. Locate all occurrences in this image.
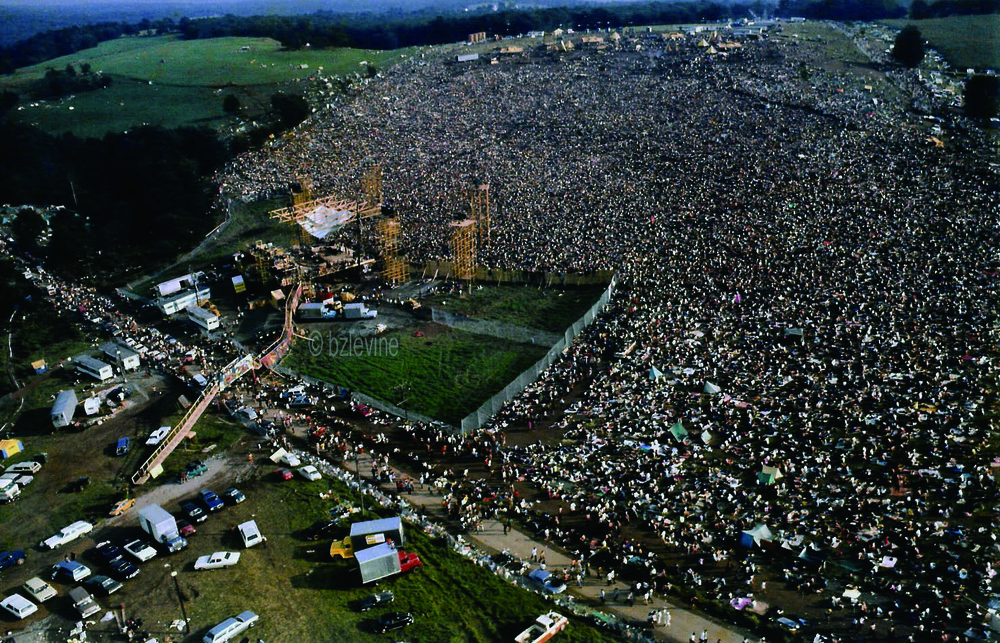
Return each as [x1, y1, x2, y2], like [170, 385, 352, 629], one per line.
[1, 593, 38, 619]
[22, 577, 57, 603]
[297, 465, 321, 481]
[194, 551, 241, 570]
[41, 520, 94, 549]
[146, 426, 171, 446]
[281, 452, 302, 467]
[124, 539, 157, 562]
[6, 461, 41, 474]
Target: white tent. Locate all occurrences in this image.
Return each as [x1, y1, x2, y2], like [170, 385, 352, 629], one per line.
[649, 366, 664, 380]
[704, 381, 721, 395]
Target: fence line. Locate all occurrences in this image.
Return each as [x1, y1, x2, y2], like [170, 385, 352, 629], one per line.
[459, 274, 617, 434]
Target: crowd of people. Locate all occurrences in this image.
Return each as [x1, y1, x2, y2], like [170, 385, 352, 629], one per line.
[216, 24, 1000, 640]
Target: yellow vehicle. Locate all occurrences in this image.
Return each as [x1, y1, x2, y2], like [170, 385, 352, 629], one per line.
[109, 498, 136, 517]
[330, 537, 354, 559]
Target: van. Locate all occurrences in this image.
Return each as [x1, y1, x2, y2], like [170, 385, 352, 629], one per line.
[203, 610, 259, 643]
[116, 437, 130, 456]
[238, 520, 262, 548]
[52, 561, 92, 583]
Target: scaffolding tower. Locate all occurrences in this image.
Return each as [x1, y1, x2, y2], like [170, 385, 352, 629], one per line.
[469, 183, 491, 249]
[362, 164, 383, 205]
[377, 218, 408, 284]
[450, 219, 477, 281]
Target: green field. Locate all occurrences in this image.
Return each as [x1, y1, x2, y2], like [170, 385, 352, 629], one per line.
[427, 284, 609, 334]
[285, 325, 549, 425]
[1, 35, 417, 137]
[883, 15, 1000, 70]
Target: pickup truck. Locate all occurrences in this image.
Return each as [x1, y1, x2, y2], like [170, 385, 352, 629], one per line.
[41, 520, 93, 549]
[515, 612, 569, 643]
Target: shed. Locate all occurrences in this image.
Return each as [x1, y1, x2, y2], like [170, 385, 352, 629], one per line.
[0, 439, 23, 459]
[51, 389, 78, 427]
[350, 516, 405, 551]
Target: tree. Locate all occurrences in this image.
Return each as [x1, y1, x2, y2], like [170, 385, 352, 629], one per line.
[892, 25, 925, 68]
[10, 209, 45, 252]
[965, 74, 1000, 119]
[222, 94, 241, 115]
[909, 0, 931, 18]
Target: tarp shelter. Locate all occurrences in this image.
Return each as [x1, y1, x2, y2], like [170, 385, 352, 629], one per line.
[784, 328, 804, 341]
[701, 430, 713, 445]
[0, 439, 23, 459]
[649, 366, 664, 380]
[842, 587, 861, 600]
[880, 556, 897, 569]
[269, 448, 289, 464]
[758, 465, 783, 485]
[739, 524, 773, 548]
[704, 381, 721, 395]
[669, 421, 688, 441]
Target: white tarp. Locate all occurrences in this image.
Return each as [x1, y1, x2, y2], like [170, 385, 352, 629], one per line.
[300, 205, 355, 239]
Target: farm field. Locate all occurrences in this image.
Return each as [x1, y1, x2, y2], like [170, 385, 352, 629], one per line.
[883, 15, 1000, 70]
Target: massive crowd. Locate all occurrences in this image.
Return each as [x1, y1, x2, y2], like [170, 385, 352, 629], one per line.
[218, 24, 1000, 640]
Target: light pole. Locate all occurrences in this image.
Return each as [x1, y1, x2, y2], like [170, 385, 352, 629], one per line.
[170, 571, 189, 634]
[354, 444, 365, 515]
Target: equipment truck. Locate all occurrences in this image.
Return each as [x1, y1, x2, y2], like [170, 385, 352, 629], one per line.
[514, 612, 568, 643]
[137, 504, 188, 553]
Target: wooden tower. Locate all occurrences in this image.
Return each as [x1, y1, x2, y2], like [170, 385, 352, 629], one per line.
[469, 183, 491, 250]
[377, 217, 408, 284]
[449, 219, 477, 281]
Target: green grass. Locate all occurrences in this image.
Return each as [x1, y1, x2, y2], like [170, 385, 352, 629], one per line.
[0, 35, 417, 137]
[779, 21, 870, 65]
[9, 35, 416, 86]
[426, 284, 609, 334]
[153, 411, 248, 482]
[285, 325, 549, 425]
[115, 476, 619, 642]
[883, 15, 1000, 70]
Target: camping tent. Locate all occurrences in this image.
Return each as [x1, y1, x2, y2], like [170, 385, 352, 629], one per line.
[669, 421, 688, 441]
[0, 440, 23, 459]
[739, 524, 773, 548]
[701, 430, 712, 445]
[704, 381, 721, 395]
[649, 366, 664, 380]
[758, 465, 783, 485]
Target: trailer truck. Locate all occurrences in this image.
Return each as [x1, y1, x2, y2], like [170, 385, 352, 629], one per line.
[137, 504, 188, 552]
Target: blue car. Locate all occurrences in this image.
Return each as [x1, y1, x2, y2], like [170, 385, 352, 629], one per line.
[528, 568, 567, 594]
[199, 490, 224, 512]
[0, 550, 26, 571]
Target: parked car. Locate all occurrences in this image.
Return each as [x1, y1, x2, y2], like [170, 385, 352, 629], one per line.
[0, 549, 26, 570]
[123, 539, 157, 562]
[181, 501, 207, 523]
[222, 488, 245, 505]
[177, 519, 197, 537]
[68, 586, 100, 618]
[375, 611, 413, 633]
[84, 575, 123, 596]
[204, 610, 258, 643]
[41, 521, 94, 549]
[398, 551, 423, 573]
[274, 468, 293, 481]
[146, 426, 170, 446]
[109, 498, 136, 516]
[303, 519, 339, 542]
[528, 568, 566, 594]
[5, 461, 41, 474]
[0, 593, 38, 620]
[357, 590, 394, 612]
[298, 465, 322, 481]
[109, 558, 140, 580]
[51, 561, 92, 583]
[22, 577, 57, 602]
[280, 451, 302, 467]
[199, 490, 224, 512]
[94, 541, 124, 564]
[194, 551, 241, 570]
[184, 460, 207, 478]
[115, 437, 130, 456]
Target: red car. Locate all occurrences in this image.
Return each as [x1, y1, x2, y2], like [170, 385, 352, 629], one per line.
[274, 468, 293, 481]
[398, 552, 422, 573]
[177, 520, 196, 537]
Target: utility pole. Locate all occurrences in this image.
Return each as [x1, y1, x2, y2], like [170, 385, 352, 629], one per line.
[170, 571, 189, 634]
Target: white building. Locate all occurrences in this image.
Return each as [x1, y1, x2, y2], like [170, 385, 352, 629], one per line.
[99, 342, 140, 371]
[75, 355, 114, 381]
[155, 273, 211, 315]
[188, 305, 221, 332]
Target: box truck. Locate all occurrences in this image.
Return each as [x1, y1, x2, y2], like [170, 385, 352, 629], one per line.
[137, 504, 187, 552]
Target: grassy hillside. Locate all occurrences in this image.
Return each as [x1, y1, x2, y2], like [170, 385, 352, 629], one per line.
[1, 35, 416, 137]
[883, 15, 1000, 70]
